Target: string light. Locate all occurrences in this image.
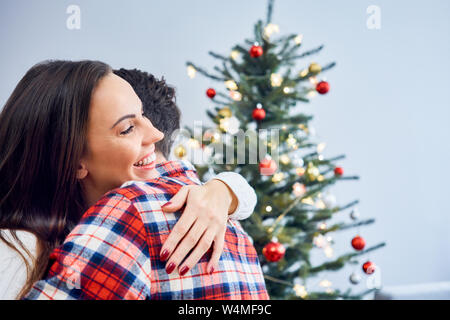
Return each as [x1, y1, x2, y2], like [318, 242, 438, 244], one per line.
[317, 142, 326, 153]
[265, 205, 272, 213]
[286, 134, 297, 147]
[187, 138, 200, 149]
[299, 69, 308, 77]
[306, 163, 319, 179]
[211, 132, 221, 143]
[272, 172, 285, 183]
[222, 117, 240, 134]
[264, 23, 280, 38]
[313, 234, 327, 248]
[280, 154, 290, 165]
[283, 86, 294, 94]
[315, 199, 326, 209]
[301, 197, 314, 206]
[309, 76, 318, 85]
[307, 90, 317, 98]
[229, 90, 242, 101]
[298, 124, 309, 133]
[293, 284, 308, 298]
[230, 50, 240, 60]
[225, 80, 238, 91]
[292, 182, 306, 197]
[296, 167, 305, 176]
[187, 65, 196, 78]
[294, 34, 303, 45]
[270, 73, 283, 87]
[324, 246, 334, 258]
[319, 279, 332, 288]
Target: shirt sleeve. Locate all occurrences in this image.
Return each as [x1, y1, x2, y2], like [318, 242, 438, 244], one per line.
[24, 192, 152, 300]
[207, 171, 257, 221]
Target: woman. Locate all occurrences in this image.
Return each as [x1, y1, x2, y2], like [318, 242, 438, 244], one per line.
[0, 60, 256, 299]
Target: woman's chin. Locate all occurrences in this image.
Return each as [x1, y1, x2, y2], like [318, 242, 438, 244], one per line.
[132, 164, 159, 181]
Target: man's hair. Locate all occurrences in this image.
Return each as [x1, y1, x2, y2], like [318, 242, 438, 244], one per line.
[113, 68, 181, 158]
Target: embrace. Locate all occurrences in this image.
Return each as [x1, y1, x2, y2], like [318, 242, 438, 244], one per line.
[0, 60, 268, 300]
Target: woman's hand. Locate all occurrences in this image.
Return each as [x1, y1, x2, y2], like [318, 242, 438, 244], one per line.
[159, 179, 238, 275]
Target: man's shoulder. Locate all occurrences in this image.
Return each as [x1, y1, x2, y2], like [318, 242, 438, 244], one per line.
[116, 176, 190, 202]
[114, 160, 202, 202]
[113, 180, 165, 201]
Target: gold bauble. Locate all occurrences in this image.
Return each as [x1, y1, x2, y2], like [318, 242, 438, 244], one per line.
[308, 62, 322, 75]
[218, 106, 232, 118]
[174, 145, 187, 159]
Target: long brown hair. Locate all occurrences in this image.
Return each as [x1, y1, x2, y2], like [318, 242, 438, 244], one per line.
[0, 60, 111, 298]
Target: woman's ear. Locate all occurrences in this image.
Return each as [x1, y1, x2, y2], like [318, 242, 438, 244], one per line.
[77, 161, 88, 180]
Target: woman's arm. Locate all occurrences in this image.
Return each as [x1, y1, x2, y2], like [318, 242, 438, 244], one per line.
[159, 171, 257, 275]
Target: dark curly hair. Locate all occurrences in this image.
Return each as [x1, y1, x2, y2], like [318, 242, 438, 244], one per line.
[113, 68, 181, 158]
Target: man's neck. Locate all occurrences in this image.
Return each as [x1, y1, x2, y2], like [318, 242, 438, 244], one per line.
[155, 151, 167, 164]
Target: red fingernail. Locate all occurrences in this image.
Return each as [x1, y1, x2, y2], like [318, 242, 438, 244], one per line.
[160, 249, 170, 261]
[209, 266, 215, 274]
[161, 201, 171, 208]
[179, 266, 189, 276]
[166, 262, 176, 274]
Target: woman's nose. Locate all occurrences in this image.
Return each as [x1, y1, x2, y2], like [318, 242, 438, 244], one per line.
[143, 120, 164, 145]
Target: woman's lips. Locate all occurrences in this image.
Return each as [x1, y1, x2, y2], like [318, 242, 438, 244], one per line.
[134, 145, 156, 165]
[133, 159, 156, 170]
[133, 147, 157, 169]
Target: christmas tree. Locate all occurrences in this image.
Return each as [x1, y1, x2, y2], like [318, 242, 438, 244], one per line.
[178, 0, 386, 299]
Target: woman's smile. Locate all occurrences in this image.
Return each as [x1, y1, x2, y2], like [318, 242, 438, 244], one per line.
[133, 145, 157, 170]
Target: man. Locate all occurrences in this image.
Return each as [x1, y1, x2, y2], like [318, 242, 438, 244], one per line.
[24, 69, 268, 300]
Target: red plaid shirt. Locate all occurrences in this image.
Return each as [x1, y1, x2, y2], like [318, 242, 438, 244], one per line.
[24, 161, 269, 300]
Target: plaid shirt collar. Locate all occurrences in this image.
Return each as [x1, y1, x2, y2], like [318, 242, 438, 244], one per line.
[154, 160, 197, 178]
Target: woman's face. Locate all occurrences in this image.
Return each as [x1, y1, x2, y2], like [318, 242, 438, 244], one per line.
[80, 73, 164, 196]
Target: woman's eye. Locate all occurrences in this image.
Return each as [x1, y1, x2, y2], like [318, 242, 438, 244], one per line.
[120, 125, 135, 135]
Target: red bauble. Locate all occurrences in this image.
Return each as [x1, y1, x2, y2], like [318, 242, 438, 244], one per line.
[206, 88, 216, 99]
[263, 241, 286, 262]
[351, 236, 366, 251]
[334, 167, 344, 176]
[252, 108, 266, 121]
[249, 45, 264, 58]
[316, 81, 330, 94]
[362, 261, 376, 274]
[259, 158, 277, 176]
